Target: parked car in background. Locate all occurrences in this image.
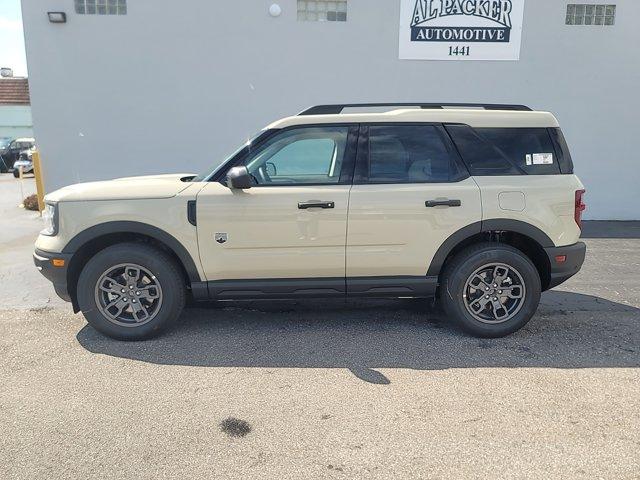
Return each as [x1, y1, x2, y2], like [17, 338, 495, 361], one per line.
[0, 137, 13, 171]
[12, 146, 36, 178]
[0, 137, 35, 173]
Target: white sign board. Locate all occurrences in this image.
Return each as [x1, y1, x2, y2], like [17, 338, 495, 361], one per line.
[399, 0, 525, 61]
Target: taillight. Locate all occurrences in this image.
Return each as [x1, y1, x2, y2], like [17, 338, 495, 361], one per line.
[575, 189, 586, 229]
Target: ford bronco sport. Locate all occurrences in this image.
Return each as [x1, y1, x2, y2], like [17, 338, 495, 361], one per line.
[34, 103, 586, 340]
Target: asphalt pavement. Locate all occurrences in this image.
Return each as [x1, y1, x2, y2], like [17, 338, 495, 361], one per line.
[0, 173, 638, 479]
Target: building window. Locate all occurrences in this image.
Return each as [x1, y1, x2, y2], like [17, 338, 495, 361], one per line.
[75, 0, 127, 15]
[566, 4, 616, 26]
[297, 1, 347, 22]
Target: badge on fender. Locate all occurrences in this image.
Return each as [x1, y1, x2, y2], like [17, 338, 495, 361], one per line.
[215, 233, 228, 244]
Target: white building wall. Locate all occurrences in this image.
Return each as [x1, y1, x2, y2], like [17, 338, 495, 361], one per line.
[0, 105, 33, 138]
[21, 0, 640, 219]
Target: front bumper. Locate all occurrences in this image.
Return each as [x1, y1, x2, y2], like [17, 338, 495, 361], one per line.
[33, 249, 73, 302]
[14, 163, 33, 172]
[544, 241, 586, 290]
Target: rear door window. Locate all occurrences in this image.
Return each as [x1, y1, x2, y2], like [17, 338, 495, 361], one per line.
[362, 125, 464, 183]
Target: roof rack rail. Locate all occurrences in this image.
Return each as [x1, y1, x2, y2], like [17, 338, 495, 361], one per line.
[298, 103, 532, 116]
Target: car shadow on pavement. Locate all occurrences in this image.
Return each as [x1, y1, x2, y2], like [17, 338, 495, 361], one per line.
[76, 291, 640, 384]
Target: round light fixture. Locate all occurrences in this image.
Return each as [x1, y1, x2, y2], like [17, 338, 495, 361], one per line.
[269, 4, 282, 17]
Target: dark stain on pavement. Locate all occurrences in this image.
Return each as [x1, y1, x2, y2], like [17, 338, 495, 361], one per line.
[220, 417, 252, 438]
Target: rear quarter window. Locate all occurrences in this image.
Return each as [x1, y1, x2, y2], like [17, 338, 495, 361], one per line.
[446, 125, 563, 176]
[477, 128, 560, 175]
[445, 125, 519, 176]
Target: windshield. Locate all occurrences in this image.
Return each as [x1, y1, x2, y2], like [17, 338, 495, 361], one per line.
[0, 138, 11, 148]
[191, 130, 268, 182]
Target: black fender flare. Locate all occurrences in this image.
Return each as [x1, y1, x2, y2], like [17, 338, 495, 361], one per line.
[426, 219, 554, 276]
[62, 221, 202, 283]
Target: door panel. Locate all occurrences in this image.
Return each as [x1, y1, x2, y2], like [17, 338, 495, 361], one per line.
[196, 125, 357, 282]
[196, 182, 350, 280]
[346, 124, 482, 280]
[346, 178, 481, 277]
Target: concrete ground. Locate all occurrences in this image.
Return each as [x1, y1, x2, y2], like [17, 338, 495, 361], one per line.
[1, 173, 638, 479]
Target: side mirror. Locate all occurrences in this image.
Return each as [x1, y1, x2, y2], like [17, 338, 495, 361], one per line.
[226, 166, 252, 189]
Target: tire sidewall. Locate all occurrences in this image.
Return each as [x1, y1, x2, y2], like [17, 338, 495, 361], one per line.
[443, 246, 541, 337]
[77, 244, 184, 340]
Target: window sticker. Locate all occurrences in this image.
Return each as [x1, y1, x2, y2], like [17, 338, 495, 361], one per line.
[531, 153, 554, 165]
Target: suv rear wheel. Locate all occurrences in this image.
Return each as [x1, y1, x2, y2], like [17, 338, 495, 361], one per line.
[77, 243, 185, 340]
[440, 243, 541, 338]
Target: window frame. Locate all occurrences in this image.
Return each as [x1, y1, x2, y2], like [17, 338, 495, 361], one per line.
[353, 123, 470, 185]
[214, 124, 359, 187]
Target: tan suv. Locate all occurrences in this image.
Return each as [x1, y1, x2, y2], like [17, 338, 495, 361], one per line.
[34, 103, 586, 340]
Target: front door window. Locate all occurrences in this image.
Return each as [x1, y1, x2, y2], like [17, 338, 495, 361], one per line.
[243, 126, 350, 185]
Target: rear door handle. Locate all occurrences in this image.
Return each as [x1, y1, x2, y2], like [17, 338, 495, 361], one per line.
[298, 201, 335, 209]
[425, 199, 462, 208]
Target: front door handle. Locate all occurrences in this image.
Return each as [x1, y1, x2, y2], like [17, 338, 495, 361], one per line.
[425, 199, 462, 208]
[298, 201, 335, 209]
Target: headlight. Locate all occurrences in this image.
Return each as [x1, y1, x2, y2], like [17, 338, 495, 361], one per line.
[41, 203, 58, 236]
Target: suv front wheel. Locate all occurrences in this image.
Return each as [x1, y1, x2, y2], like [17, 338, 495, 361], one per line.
[440, 243, 541, 338]
[77, 243, 186, 340]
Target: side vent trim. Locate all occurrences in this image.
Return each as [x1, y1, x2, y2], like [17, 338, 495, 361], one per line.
[187, 200, 197, 226]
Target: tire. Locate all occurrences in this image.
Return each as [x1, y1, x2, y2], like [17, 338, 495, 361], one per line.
[77, 243, 186, 340]
[439, 242, 541, 338]
[13, 169, 19, 178]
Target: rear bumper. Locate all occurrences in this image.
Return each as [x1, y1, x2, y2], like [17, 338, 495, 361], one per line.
[544, 241, 586, 290]
[33, 249, 73, 302]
